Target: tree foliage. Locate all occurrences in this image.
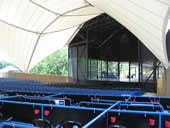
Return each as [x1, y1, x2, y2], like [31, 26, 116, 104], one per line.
[30, 48, 68, 76]
[0, 62, 11, 69]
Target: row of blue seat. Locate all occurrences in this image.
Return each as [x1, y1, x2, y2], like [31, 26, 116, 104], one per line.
[0, 78, 169, 127]
[0, 78, 143, 96]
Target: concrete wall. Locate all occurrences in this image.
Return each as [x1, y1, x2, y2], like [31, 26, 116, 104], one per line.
[157, 79, 166, 96]
[157, 67, 170, 96]
[165, 67, 170, 96]
[1, 72, 73, 83]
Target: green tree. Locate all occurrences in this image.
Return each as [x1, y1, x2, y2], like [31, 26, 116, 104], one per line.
[30, 48, 68, 76]
[0, 61, 11, 69]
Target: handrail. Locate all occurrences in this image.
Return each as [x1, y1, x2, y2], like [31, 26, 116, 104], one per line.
[82, 101, 121, 128]
[0, 121, 35, 128]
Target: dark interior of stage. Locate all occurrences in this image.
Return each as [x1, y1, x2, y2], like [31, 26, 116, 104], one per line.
[68, 14, 164, 93]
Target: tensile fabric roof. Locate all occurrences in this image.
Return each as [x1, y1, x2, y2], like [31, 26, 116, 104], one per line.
[0, 0, 169, 71]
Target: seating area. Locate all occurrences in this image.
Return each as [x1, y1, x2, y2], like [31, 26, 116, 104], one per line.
[0, 78, 143, 96]
[0, 78, 169, 128]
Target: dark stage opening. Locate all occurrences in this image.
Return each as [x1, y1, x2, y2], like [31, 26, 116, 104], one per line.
[68, 14, 165, 92]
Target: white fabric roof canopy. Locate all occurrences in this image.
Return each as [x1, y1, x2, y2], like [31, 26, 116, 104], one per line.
[0, 0, 102, 71]
[88, 0, 170, 68]
[0, 0, 169, 71]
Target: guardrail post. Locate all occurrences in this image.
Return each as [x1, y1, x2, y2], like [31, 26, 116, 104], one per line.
[41, 105, 44, 119]
[82, 101, 121, 128]
[158, 113, 162, 128]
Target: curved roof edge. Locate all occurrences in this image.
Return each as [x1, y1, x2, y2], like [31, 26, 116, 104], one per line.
[88, 0, 170, 68]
